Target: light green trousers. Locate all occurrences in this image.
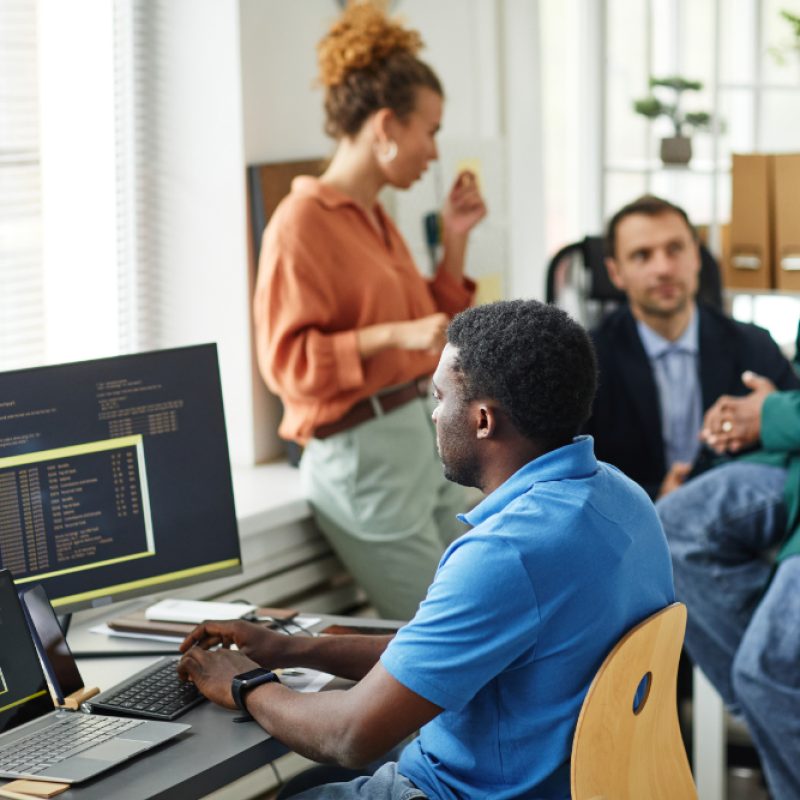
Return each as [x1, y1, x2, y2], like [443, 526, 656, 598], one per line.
[300, 397, 466, 621]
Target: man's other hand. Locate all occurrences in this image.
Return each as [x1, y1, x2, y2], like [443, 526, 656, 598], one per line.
[701, 371, 776, 453]
[179, 619, 287, 668]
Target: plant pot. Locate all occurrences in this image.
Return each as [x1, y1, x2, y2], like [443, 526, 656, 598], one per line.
[660, 136, 692, 165]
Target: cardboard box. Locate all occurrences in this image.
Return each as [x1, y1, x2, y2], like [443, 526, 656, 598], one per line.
[773, 153, 800, 292]
[727, 154, 774, 290]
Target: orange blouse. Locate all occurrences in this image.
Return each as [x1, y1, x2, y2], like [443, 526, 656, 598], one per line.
[254, 177, 475, 444]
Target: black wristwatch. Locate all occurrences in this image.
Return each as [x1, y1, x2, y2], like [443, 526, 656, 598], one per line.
[231, 668, 280, 713]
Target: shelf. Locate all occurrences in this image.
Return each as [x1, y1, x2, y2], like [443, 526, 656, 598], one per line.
[724, 287, 800, 300]
[718, 82, 800, 92]
[604, 159, 730, 175]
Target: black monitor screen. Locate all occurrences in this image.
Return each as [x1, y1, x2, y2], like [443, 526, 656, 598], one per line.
[0, 344, 242, 612]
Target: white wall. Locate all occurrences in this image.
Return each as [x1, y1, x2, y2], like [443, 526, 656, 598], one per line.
[240, 0, 331, 164]
[130, 0, 255, 466]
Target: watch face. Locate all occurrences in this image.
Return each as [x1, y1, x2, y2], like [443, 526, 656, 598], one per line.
[236, 668, 269, 683]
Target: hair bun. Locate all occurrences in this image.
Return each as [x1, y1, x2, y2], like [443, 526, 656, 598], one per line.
[318, 2, 424, 88]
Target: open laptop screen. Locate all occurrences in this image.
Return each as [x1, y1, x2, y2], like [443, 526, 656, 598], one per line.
[19, 584, 84, 704]
[0, 569, 53, 734]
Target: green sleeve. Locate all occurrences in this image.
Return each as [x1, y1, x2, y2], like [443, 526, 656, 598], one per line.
[760, 391, 800, 453]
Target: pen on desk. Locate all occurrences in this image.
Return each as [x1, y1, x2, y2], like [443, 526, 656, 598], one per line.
[249, 614, 318, 637]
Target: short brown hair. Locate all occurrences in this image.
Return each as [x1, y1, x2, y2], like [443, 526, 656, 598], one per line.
[317, 2, 443, 139]
[605, 195, 697, 258]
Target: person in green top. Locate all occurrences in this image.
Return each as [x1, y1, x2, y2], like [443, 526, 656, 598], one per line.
[657, 370, 800, 800]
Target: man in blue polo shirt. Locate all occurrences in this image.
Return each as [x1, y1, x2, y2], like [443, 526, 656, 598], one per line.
[178, 300, 675, 799]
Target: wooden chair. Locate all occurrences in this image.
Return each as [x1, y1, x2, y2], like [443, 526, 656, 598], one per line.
[571, 602, 697, 800]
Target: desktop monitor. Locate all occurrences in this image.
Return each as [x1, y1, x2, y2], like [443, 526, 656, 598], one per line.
[0, 344, 242, 613]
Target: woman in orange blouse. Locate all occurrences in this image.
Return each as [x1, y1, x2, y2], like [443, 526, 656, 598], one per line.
[254, 3, 486, 619]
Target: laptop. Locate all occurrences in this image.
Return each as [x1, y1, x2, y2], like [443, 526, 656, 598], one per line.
[0, 569, 189, 783]
[19, 583, 203, 721]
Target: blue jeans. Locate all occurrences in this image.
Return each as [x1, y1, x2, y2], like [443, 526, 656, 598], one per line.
[287, 762, 427, 800]
[656, 462, 800, 800]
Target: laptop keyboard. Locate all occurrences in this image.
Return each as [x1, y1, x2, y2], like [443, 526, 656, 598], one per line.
[0, 713, 144, 776]
[95, 657, 203, 720]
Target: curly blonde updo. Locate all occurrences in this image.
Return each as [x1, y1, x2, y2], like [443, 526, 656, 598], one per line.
[317, 1, 443, 139]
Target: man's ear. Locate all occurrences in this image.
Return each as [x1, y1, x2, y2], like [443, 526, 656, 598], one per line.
[476, 404, 497, 440]
[604, 256, 626, 291]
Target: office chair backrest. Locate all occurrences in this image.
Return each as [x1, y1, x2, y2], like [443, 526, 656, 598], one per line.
[570, 602, 696, 800]
[546, 235, 723, 328]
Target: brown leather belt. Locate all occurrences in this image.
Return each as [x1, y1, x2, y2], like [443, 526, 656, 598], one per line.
[312, 378, 430, 440]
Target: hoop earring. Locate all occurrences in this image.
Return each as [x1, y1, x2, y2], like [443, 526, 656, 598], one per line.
[375, 139, 398, 163]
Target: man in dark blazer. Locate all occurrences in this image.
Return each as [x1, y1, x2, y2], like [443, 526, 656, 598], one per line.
[584, 195, 800, 500]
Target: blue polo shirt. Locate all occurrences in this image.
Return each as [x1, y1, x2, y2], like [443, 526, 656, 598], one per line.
[381, 436, 674, 799]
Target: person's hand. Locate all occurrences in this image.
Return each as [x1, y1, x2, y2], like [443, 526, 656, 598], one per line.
[177, 646, 259, 710]
[179, 619, 287, 667]
[701, 371, 776, 454]
[441, 171, 487, 237]
[657, 462, 692, 499]
[395, 312, 448, 353]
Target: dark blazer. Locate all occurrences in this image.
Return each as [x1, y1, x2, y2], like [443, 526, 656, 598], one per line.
[584, 303, 800, 499]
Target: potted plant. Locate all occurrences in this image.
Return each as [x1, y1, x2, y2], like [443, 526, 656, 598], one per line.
[769, 9, 800, 65]
[633, 76, 712, 165]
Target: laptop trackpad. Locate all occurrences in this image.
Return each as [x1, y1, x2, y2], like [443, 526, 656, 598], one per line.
[78, 738, 150, 761]
[36, 739, 152, 783]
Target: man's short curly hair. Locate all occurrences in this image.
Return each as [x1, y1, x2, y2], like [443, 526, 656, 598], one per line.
[447, 300, 597, 447]
[605, 194, 697, 259]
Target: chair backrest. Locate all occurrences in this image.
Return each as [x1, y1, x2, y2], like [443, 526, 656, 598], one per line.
[545, 235, 723, 328]
[570, 602, 696, 800]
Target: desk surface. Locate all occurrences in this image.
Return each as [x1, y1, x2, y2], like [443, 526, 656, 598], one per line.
[54, 702, 287, 800]
[1, 612, 398, 800]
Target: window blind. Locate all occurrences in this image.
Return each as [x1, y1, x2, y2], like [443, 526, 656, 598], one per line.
[114, 0, 165, 354]
[0, 0, 44, 371]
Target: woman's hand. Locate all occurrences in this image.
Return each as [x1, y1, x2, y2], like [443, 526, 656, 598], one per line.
[441, 170, 487, 238]
[394, 313, 448, 353]
[357, 313, 448, 358]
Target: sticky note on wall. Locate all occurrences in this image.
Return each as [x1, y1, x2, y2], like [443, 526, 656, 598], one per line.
[476, 273, 503, 305]
[456, 157, 483, 191]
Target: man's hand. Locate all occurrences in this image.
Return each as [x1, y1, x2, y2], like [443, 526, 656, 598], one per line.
[179, 619, 288, 667]
[177, 646, 258, 709]
[657, 461, 692, 499]
[701, 371, 776, 454]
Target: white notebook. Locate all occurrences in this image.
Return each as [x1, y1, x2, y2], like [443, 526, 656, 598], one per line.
[144, 598, 256, 624]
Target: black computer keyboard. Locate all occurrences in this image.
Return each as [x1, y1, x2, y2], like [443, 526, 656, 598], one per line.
[89, 656, 204, 721]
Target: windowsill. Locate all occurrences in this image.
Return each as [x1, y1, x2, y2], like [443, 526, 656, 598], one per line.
[232, 460, 311, 539]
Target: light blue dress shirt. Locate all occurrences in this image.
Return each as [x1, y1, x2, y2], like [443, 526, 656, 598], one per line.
[636, 309, 702, 469]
